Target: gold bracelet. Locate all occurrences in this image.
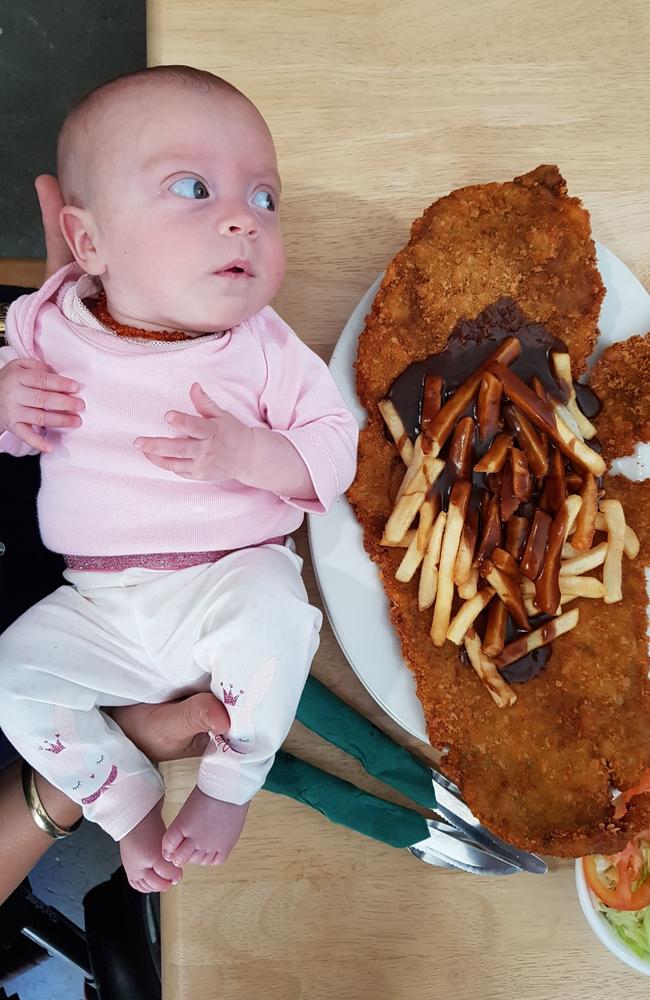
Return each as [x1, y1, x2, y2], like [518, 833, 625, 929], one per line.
[21, 760, 82, 840]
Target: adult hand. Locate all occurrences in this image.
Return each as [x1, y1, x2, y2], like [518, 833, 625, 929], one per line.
[34, 174, 73, 278]
[0, 359, 84, 452]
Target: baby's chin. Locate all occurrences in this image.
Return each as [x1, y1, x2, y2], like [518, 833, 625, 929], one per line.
[161, 305, 258, 336]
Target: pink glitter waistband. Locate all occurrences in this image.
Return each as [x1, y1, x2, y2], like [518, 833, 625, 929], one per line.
[64, 538, 284, 572]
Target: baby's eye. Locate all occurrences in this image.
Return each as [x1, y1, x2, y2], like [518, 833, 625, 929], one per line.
[169, 177, 210, 200]
[251, 189, 276, 212]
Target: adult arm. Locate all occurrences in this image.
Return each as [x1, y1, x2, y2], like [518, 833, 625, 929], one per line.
[0, 692, 229, 903]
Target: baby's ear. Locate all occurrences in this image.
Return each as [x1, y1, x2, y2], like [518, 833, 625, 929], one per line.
[59, 205, 106, 276]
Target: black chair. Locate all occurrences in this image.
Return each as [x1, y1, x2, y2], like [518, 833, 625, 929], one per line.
[0, 873, 161, 999]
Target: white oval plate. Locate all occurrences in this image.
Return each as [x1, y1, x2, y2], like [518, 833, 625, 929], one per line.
[308, 243, 650, 743]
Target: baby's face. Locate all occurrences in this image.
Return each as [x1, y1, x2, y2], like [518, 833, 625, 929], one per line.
[88, 85, 285, 334]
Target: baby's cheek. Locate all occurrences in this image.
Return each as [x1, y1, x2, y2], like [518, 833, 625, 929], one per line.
[268, 247, 285, 293]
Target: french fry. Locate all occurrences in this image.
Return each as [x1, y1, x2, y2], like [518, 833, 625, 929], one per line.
[394, 435, 426, 502]
[447, 416, 476, 482]
[552, 401, 584, 442]
[557, 575, 606, 599]
[481, 559, 530, 630]
[520, 508, 552, 580]
[500, 456, 519, 522]
[545, 446, 567, 513]
[380, 529, 416, 548]
[488, 362, 606, 477]
[550, 406, 605, 476]
[531, 376, 550, 402]
[425, 338, 521, 457]
[534, 495, 582, 614]
[457, 565, 479, 600]
[566, 471, 584, 493]
[506, 515, 530, 561]
[447, 587, 495, 645]
[419, 496, 440, 542]
[464, 629, 517, 708]
[559, 541, 607, 576]
[492, 546, 519, 578]
[421, 374, 444, 440]
[430, 480, 472, 646]
[378, 399, 414, 466]
[483, 598, 509, 657]
[571, 473, 598, 552]
[523, 594, 541, 617]
[418, 510, 447, 610]
[474, 496, 502, 566]
[496, 608, 580, 669]
[384, 444, 444, 544]
[510, 447, 532, 502]
[600, 499, 625, 604]
[473, 433, 512, 474]
[396, 497, 437, 582]
[551, 352, 597, 440]
[593, 514, 640, 559]
[520, 577, 591, 599]
[503, 404, 548, 477]
[454, 508, 478, 586]
[524, 588, 579, 616]
[477, 372, 503, 442]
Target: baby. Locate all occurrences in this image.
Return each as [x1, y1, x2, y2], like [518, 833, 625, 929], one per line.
[0, 66, 357, 893]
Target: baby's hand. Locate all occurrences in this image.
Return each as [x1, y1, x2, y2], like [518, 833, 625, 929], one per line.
[134, 382, 253, 481]
[0, 358, 84, 452]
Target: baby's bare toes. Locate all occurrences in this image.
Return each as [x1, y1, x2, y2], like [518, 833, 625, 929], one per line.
[162, 830, 196, 866]
[154, 857, 183, 884]
[141, 867, 178, 893]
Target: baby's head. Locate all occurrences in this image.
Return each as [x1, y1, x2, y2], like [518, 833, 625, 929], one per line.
[57, 66, 284, 335]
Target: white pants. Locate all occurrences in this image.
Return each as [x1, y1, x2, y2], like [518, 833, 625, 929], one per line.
[0, 543, 321, 840]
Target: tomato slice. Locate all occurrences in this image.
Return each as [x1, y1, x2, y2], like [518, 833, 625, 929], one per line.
[613, 771, 650, 820]
[583, 842, 650, 911]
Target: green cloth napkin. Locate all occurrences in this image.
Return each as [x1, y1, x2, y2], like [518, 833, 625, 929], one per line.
[265, 750, 429, 848]
[295, 676, 436, 811]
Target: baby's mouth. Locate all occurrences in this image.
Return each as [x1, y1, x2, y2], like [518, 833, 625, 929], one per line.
[215, 259, 254, 278]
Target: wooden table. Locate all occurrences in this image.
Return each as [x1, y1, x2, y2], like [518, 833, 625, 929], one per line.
[20, 0, 650, 995]
[154, 1, 650, 996]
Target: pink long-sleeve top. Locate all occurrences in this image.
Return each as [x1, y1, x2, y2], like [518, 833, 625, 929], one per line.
[0, 265, 358, 556]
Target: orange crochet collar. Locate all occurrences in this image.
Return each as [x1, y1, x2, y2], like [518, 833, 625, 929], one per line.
[88, 291, 194, 342]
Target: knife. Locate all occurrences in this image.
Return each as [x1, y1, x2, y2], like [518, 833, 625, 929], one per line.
[265, 750, 519, 876]
[291, 675, 547, 874]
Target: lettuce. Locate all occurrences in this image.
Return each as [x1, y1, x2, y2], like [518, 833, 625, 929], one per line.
[598, 902, 650, 960]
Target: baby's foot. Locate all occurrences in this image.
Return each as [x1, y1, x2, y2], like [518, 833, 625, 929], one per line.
[120, 801, 183, 893]
[162, 787, 249, 867]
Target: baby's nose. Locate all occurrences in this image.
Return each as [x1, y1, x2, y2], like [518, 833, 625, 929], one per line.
[219, 212, 258, 239]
